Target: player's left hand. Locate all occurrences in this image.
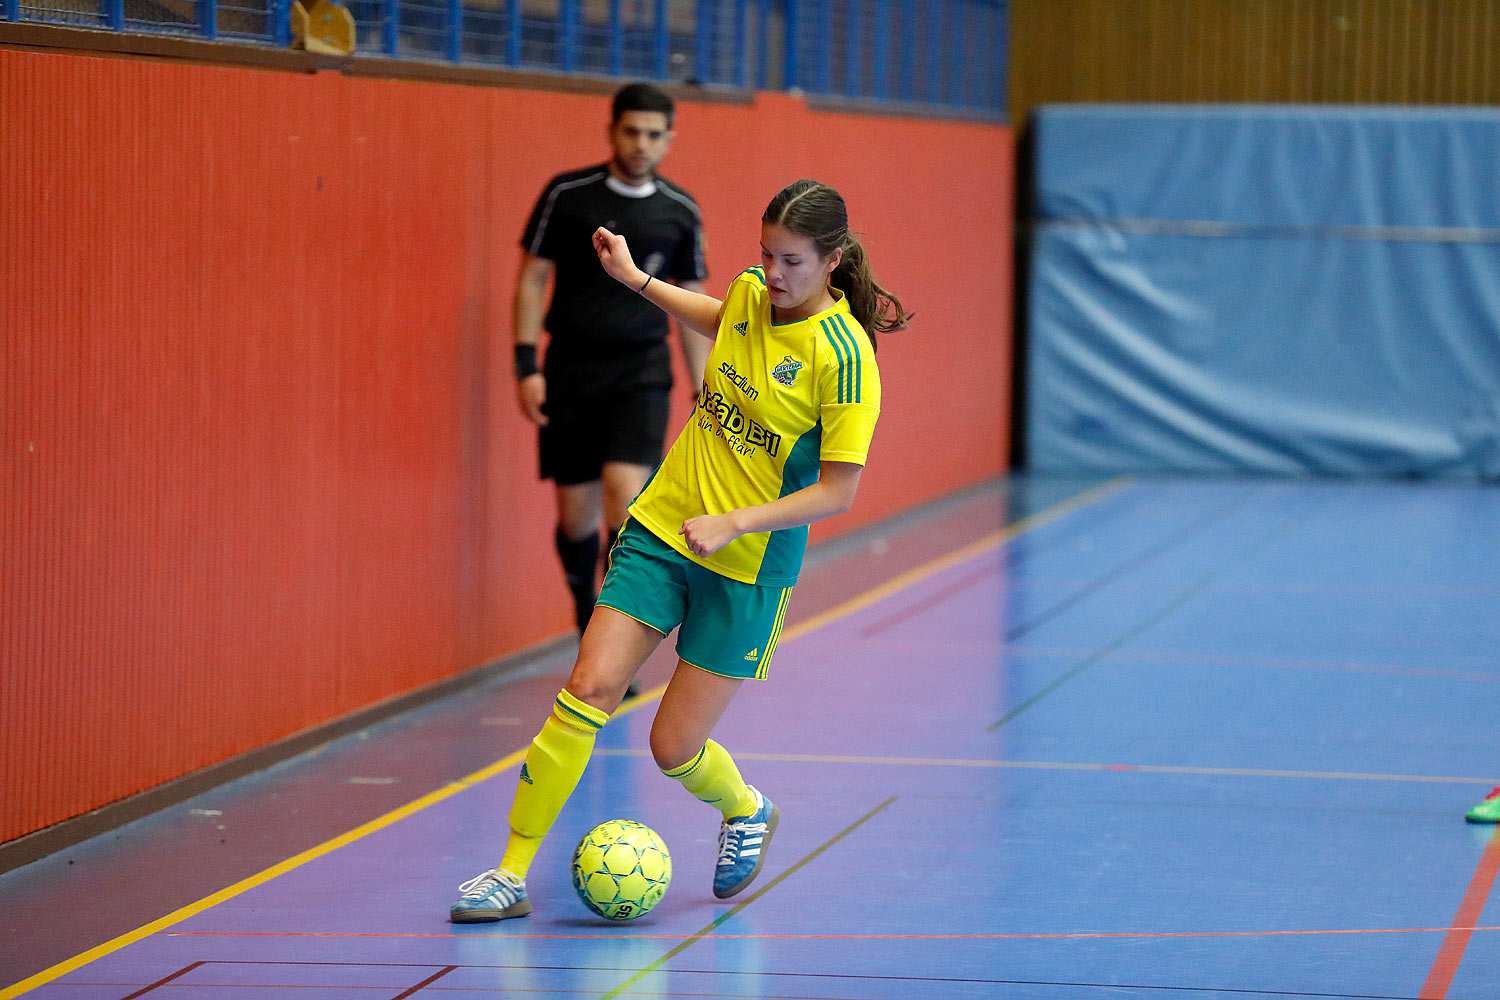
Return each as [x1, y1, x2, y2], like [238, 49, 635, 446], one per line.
[592, 227, 644, 288]
[680, 513, 741, 558]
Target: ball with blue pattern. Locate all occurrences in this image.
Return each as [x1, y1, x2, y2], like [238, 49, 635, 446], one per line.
[570, 819, 672, 921]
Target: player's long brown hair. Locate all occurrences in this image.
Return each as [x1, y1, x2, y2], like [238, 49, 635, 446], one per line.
[762, 179, 912, 348]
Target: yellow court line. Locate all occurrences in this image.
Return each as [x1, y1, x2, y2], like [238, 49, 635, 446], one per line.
[2, 477, 1129, 999]
[2, 785, 509, 999]
[1, 703, 659, 1000]
[594, 748, 1500, 787]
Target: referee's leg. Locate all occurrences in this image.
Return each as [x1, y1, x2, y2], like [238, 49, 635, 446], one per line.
[599, 384, 670, 551]
[601, 461, 651, 548]
[555, 481, 604, 633]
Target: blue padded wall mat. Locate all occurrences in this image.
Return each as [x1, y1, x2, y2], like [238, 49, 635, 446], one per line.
[1025, 104, 1500, 479]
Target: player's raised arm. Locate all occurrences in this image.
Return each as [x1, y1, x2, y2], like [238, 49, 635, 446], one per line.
[593, 227, 721, 337]
[674, 279, 712, 388]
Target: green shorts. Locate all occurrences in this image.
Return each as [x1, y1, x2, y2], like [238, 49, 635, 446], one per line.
[597, 519, 792, 680]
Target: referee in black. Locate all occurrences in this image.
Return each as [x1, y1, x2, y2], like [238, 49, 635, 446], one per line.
[513, 82, 709, 649]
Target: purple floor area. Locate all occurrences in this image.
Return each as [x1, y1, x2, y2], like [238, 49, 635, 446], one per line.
[4, 476, 1499, 1000]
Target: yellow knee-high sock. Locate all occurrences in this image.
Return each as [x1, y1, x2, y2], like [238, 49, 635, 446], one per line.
[500, 689, 609, 879]
[662, 739, 758, 820]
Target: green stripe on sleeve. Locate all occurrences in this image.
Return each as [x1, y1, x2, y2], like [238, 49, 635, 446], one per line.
[831, 313, 863, 403]
[821, 319, 851, 404]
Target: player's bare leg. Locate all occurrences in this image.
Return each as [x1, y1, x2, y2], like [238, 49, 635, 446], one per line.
[567, 606, 666, 713]
[653, 661, 779, 899]
[599, 460, 653, 698]
[649, 659, 742, 769]
[600, 461, 652, 548]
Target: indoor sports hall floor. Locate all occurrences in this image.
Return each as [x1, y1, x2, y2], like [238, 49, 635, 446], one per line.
[3, 475, 1498, 1000]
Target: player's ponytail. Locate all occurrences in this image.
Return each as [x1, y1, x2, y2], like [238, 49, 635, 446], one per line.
[831, 231, 910, 342]
[762, 180, 912, 349]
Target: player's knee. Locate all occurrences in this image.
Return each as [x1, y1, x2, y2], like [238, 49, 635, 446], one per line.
[562, 673, 621, 716]
[648, 724, 696, 772]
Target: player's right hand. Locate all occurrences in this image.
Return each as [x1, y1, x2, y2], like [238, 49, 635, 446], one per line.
[592, 227, 643, 288]
[518, 373, 548, 427]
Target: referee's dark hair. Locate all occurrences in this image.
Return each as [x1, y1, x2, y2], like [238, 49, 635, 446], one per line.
[612, 82, 675, 127]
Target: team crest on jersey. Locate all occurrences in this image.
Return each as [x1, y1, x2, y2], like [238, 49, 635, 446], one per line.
[772, 355, 803, 387]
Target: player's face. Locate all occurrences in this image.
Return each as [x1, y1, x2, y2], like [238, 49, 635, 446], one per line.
[607, 111, 673, 183]
[760, 222, 841, 320]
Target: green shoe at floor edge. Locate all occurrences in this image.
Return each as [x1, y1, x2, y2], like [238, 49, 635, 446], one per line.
[1466, 787, 1500, 823]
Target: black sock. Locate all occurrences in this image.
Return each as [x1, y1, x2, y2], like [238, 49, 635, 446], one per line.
[555, 528, 600, 632]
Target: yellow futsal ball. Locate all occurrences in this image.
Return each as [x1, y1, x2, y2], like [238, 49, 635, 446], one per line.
[570, 819, 672, 921]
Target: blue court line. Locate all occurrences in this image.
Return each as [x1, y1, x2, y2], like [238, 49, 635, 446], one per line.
[860, 488, 1254, 642]
[988, 501, 1315, 731]
[1000, 490, 1256, 642]
[785, 476, 1132, 641]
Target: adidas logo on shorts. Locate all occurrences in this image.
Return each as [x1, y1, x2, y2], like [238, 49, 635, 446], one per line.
[743, 648, 759, 661]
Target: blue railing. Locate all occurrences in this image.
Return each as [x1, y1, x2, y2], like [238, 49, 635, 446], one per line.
[4, 0, 1008, 114]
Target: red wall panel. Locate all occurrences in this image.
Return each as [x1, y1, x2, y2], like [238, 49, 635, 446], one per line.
[0, 49, 1013, 843]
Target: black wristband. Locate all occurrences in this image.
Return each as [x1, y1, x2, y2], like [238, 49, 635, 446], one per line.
[514, 344, 540, 380]
[639, 273, 653, 294]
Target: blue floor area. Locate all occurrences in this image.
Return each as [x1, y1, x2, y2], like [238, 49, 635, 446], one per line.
[3, 476, 1498, 999]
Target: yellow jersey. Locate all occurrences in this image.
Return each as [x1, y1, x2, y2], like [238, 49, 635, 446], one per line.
[628, 266, 882, 586]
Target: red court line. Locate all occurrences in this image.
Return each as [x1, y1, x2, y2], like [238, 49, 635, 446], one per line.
[392, 965, 457, 999]
[1419, 824, 1500, 999]
[169, 926, 1500, 942]
[118, 962, 202, 1000]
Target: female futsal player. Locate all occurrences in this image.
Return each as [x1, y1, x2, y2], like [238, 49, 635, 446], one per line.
[451, 179, 909, 921]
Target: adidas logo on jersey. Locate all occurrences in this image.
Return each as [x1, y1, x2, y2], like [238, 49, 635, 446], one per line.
[733, 321, 748, 335]
[744, 648, 759, 661]
[519, 763, 533, 785]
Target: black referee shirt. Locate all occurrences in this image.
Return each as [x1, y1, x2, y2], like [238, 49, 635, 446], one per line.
[522, 164, 707, 392]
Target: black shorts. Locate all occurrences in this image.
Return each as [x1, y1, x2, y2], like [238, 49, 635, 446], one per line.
[539, 385, 671, 485]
